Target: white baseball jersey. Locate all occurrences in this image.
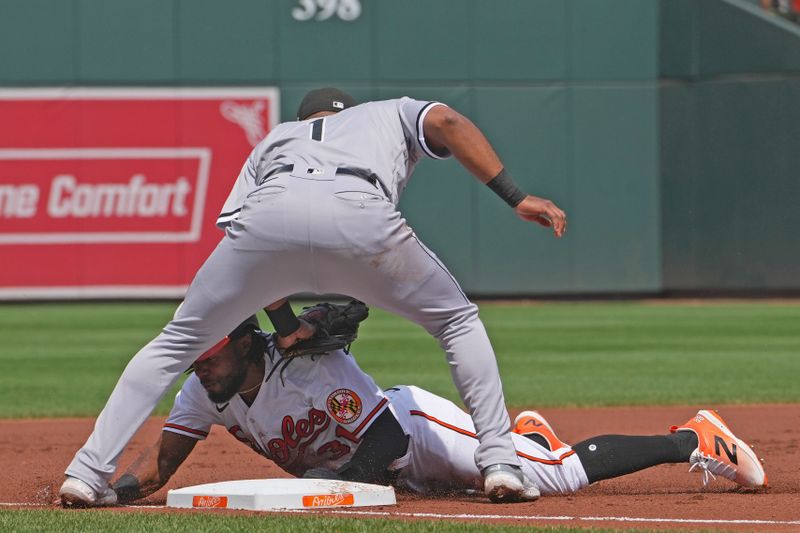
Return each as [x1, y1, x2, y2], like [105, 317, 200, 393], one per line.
[164, 337, 588, 495]
[216, 97, 450, 227]
[164, 337, 402, 477]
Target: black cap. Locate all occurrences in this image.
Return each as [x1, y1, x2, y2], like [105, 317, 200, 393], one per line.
[296, 87, 357, 120]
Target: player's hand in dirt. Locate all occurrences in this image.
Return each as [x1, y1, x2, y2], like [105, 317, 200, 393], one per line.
[514, 195, 567, 238]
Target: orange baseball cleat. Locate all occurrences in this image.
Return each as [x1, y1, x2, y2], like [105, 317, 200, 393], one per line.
[512, 410, 568, 451]
[670, 409, 767, 488]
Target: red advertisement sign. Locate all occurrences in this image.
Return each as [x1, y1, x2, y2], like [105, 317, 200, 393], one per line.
[0, 88, 279, 299]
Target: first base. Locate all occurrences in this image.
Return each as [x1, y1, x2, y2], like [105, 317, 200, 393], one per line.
[166, 478, 396, 511]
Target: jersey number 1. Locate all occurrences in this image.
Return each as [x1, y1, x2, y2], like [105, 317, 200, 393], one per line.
[310, 118, 325, 142]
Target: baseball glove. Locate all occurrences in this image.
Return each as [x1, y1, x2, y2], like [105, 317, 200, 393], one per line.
[281, 299, 369, 358]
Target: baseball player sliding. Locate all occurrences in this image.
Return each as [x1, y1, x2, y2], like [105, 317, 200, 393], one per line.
[62, 311, 765, 506]
[61, 88, 567, 504]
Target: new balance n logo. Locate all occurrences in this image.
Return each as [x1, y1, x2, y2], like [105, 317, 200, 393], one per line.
[714, 435, 738, 464]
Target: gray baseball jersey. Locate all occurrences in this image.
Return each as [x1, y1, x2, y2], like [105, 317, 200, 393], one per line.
[217, 98, 449, 227]
[66, 96, 522, 494]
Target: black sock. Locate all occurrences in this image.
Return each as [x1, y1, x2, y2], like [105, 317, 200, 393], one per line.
[574, 432, 698, 484]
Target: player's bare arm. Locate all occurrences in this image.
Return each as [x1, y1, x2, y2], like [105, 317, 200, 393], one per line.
[423, 105, 567, 237]
[112, 432, 197, 503]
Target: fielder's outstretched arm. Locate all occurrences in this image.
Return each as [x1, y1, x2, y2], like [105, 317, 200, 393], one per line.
[422, 105, 567, 237]
[112, 431, 197, 503]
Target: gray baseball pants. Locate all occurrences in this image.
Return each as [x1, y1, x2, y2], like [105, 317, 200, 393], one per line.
[66, 173, 521, 491]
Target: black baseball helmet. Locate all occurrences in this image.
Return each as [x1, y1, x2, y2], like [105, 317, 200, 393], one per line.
[296, 87, 357, 120]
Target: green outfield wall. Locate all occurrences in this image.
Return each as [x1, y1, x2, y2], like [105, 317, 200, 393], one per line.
[660, 0, 800, 291]
[0, 0, 796, 295]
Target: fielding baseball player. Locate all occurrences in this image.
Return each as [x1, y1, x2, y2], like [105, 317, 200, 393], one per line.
[61, 88, 568, 504]
[61, 312, 765, 506]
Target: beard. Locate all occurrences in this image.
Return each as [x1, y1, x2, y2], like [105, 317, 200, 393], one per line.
[205, 363, 249, 404]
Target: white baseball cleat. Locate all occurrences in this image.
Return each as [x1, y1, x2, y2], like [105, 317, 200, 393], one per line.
[59, 476, 118, 508]
[483, 464, 540, 503]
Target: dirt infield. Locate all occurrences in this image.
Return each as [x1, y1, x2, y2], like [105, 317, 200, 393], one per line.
[2, 405, 798, 531]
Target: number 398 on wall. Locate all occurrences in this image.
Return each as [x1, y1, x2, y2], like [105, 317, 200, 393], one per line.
[292, 0, 362, 22]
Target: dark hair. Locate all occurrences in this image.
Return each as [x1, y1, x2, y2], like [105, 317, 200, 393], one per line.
[244, 328, 266, 364]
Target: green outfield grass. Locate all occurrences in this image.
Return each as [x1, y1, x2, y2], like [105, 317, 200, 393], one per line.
[0, 301, 798, 418]
[0, 510, 731, 533]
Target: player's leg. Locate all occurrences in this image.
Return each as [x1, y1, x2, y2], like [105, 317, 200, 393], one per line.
[515, 410, 766, 489]
[316, 232, 520, 481]
[385, 386, 487, 494]
[510, 432, 590, 495]
[387, 388, 678, 497]
[387, 386, 583, 496]
[64, 237, 309, 495]
[513, 410, 694, 487]
[571, 433, 696, 484]
[294, 177, 528, 500]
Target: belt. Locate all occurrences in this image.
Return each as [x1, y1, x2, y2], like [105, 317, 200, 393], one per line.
[263, 164, 391, 200]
